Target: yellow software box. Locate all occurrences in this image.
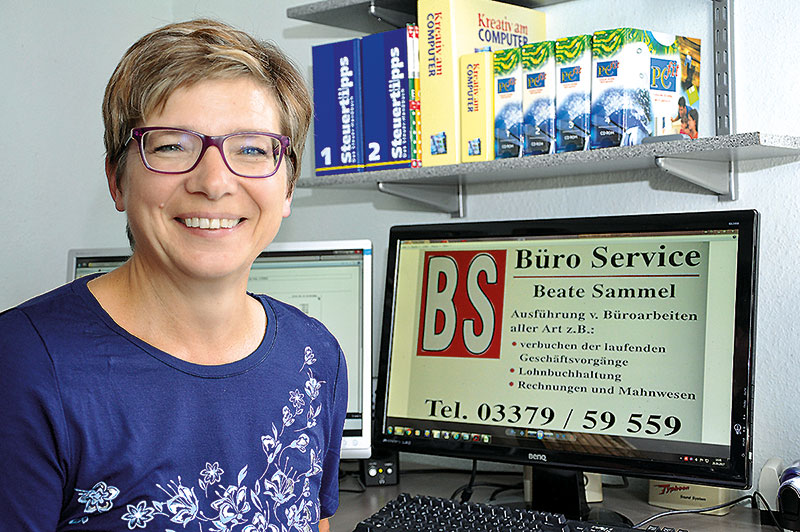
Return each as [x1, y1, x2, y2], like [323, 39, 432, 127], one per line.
[459, 51, 494, 162]
[419, 0, 545, 166]
[648, 480, 735, 516]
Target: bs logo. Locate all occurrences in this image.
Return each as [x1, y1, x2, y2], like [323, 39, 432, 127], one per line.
[417, 250, 506, 358]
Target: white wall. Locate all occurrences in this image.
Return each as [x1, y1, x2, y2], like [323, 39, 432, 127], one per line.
[2, 0, 799, 483]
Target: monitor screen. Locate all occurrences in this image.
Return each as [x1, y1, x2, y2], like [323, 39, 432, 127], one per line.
[68, 248, 131, 281]
[375, 210, 758, 491]
[68, 240, 372, 459]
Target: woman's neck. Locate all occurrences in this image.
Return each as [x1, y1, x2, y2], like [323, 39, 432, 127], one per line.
[87, 256, 266, 365]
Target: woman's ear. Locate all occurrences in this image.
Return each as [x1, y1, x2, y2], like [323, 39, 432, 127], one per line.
[282, 191, 293, 219]
[106, 158, 126, 212]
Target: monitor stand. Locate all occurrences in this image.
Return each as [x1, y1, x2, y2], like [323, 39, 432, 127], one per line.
[522, 466, 633, 526]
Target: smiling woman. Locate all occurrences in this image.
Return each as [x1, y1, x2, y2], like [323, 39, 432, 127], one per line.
[0, 19, 344, 532]
[104, 77, 295, 300]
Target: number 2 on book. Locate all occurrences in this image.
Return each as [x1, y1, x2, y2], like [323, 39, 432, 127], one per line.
[368, 142, 381, 162]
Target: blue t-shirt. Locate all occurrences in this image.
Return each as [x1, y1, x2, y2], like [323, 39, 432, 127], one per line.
[0, 275, 347, 531]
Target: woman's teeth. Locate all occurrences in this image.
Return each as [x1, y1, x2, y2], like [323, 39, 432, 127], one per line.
[183, 217, 238, 229]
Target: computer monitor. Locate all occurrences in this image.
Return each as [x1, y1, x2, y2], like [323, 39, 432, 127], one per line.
[68, 239, 372, 459]
[374, 210, 758, 515]
[68, 248, 131, 281]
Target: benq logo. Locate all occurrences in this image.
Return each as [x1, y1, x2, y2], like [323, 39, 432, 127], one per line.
[497, 77, 516, 94]
[596, 60, 619, 78]
[560, 66, 581, 83]
[526, 72, 546, 89]
[417, 250, 506, 358]
[528, 453, 548, 462]
[650, 58, 678, 91]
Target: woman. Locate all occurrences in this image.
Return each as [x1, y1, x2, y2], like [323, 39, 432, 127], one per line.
[0, 19, 346, 531]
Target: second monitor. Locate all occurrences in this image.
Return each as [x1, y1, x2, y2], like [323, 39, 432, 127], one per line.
[247, 240, 372, 459]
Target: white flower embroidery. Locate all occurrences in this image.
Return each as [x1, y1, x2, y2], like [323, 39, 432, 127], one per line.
[306, 449, 323, 478]
[261, 425, 283, 465]
[289, 434, 310, 453]
[121, 501, 155, 529]
[305, 404, 322, 430]
[76, 481, 120, 513]
[201, 462, 225, 485]
[243, 512, 270, 532]
[158, 478, 199, 525]
[302, 346, 316, 368]
[304, 375, 321, 401]
[285, 500, 313, 531]
[210, 485, 250, 530]
[282, 405, 295, 427]
[263, 470, 295, 506]
[289, 389, 305, 414]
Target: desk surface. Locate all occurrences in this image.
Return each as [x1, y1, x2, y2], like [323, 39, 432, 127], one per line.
[331, 468, 772, 532]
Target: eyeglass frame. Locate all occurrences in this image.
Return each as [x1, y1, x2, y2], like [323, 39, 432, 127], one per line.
[126, 126, 292, 179]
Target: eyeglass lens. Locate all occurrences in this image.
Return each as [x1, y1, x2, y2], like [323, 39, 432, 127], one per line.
[141, 130, 281, 177]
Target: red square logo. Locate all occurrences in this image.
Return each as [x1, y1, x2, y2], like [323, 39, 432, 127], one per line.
[416, 250, 506, 358]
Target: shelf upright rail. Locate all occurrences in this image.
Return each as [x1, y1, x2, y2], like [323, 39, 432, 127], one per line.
[656, 0, 737, 200]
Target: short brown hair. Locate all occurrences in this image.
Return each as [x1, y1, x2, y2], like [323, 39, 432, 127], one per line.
[102, 18, 311, 195]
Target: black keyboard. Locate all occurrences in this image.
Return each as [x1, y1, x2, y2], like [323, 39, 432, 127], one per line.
[352, 493, 674, 532]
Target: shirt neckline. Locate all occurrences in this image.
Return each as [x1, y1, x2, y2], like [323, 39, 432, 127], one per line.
[72, 274, 277, 378]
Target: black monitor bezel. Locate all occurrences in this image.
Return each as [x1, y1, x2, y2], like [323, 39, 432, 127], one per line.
[374, 210, 758, 488]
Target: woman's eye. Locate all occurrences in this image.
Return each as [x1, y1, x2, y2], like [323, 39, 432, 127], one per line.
[240, 146, 268, 156]
[153, 143, 184, 153]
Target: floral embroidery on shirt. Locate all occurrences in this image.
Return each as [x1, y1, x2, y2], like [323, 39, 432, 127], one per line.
[75, 481, 120, 513]
[201, 462, 225, 486]
[301, 346, 316, 370]
[75, 343, 331, 531]
[121, 501, 155, 529]
[159, 477, 200, 525]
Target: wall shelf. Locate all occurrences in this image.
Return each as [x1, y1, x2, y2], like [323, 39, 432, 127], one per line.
[288, 1, 799, 216]
[286, 0, 573, 34]
[297, 133, 800, 216]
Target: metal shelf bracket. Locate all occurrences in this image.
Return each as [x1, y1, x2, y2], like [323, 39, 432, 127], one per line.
[655, 156, 737, 201]
[377, 180, 465, 217]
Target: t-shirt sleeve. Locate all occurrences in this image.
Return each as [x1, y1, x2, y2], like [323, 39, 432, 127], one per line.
[0, 308, 68, 528]
[319, 347, 348, 519]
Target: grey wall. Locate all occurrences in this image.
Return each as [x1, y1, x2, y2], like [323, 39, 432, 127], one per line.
[2, 0, 799, 484]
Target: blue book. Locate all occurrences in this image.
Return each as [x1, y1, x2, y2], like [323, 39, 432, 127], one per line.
[312, 38, 364, 175]
[360, 29, 413, 171]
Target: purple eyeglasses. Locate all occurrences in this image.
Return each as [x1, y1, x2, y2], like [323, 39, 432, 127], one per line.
[127, 127, 291, 178]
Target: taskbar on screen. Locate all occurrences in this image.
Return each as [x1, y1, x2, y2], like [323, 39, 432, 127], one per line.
[383, 418, 729, 470]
